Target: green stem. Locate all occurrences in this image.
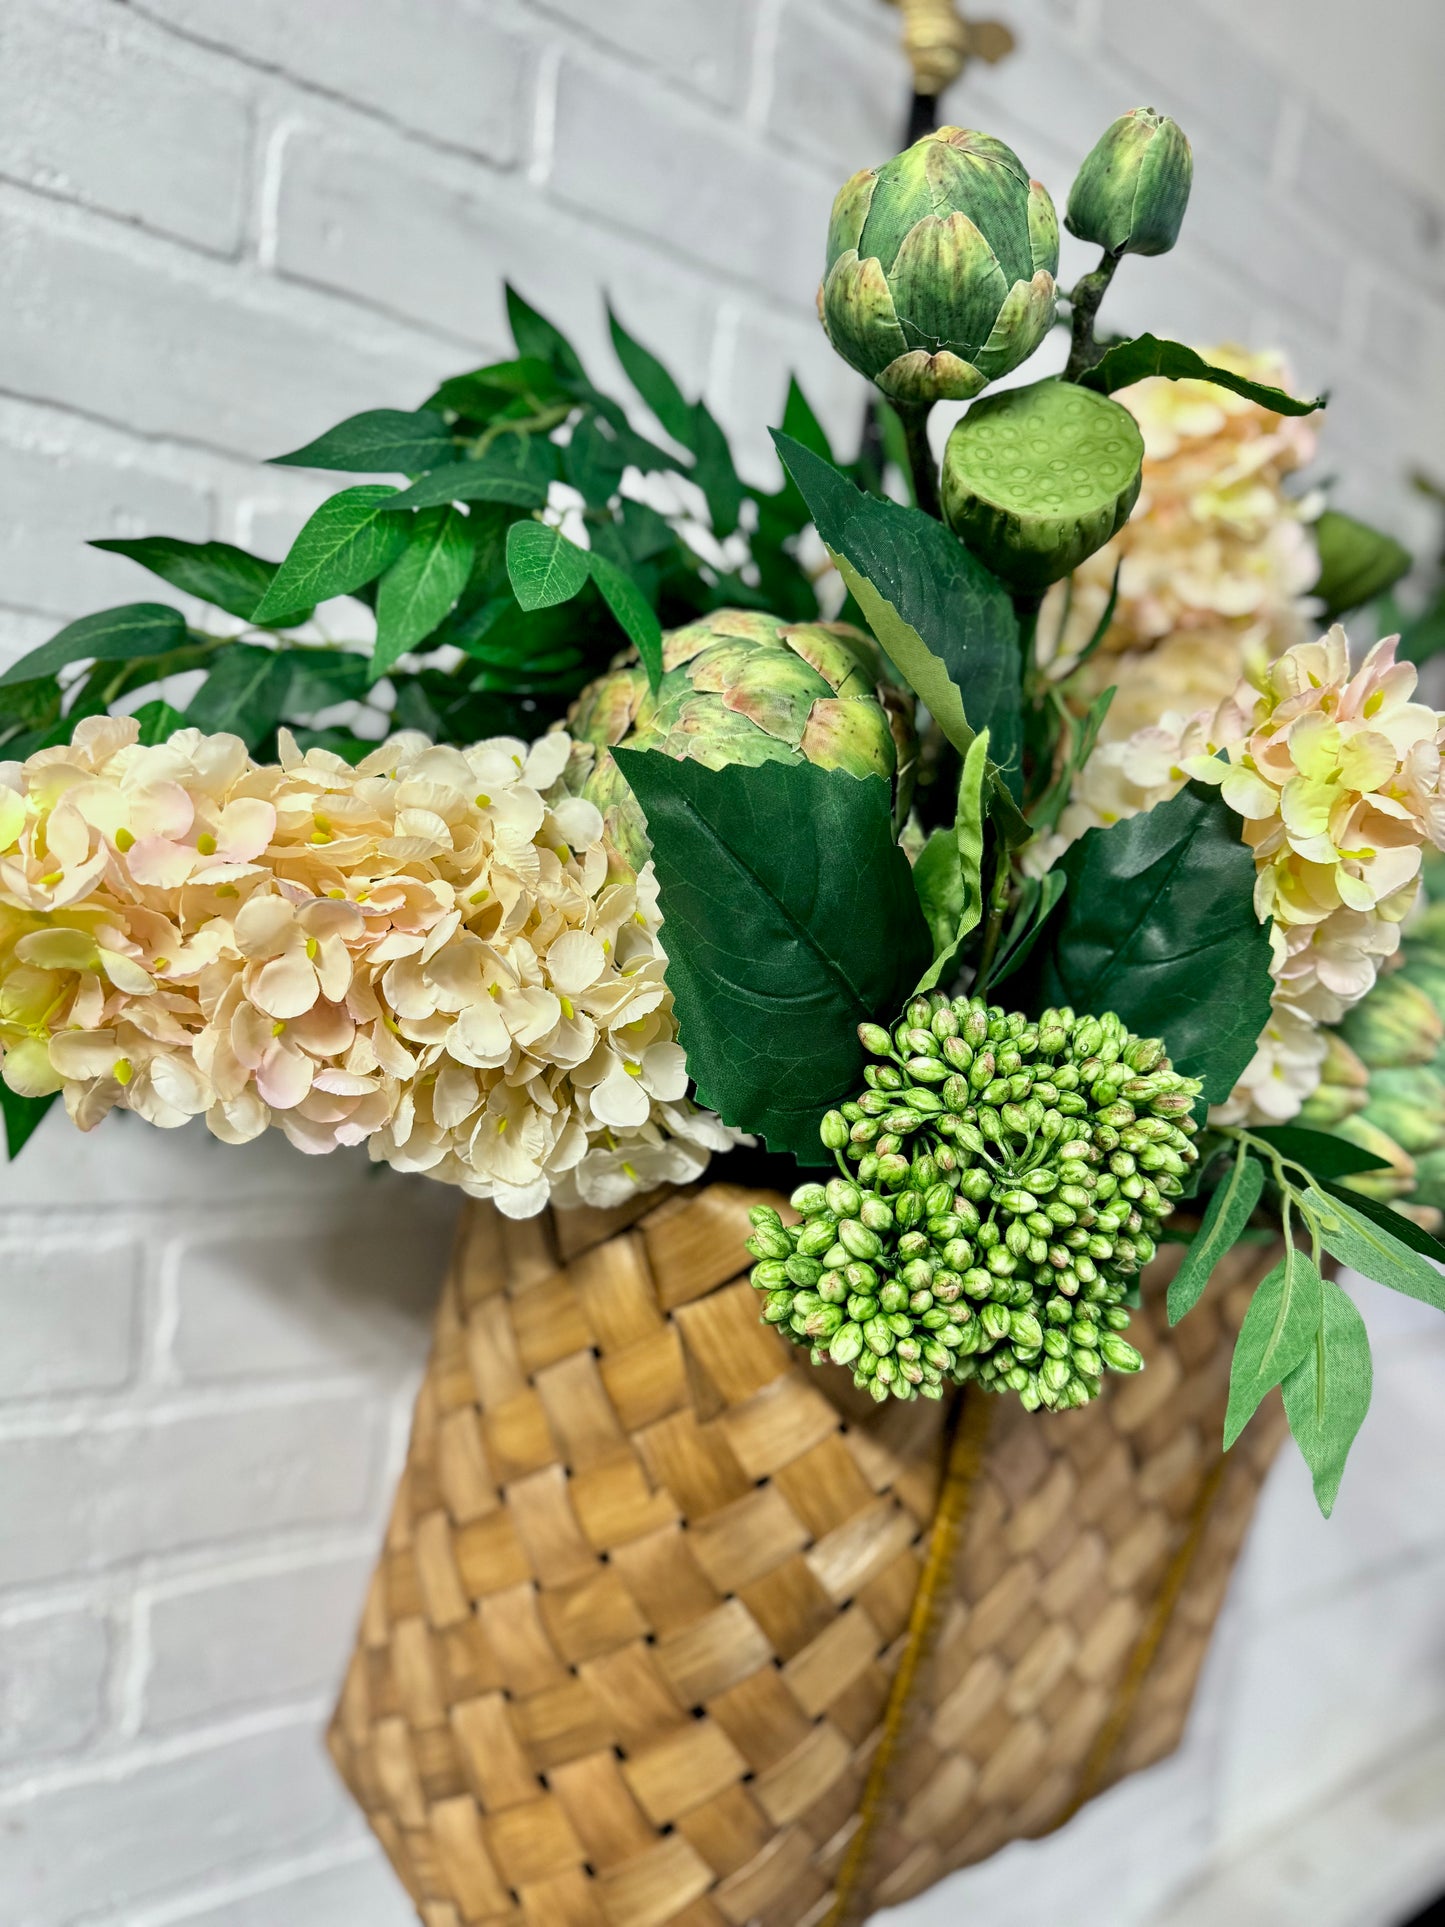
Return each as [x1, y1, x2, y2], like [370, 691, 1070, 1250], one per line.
[896, 402, 942, 520]
[1063, 249, 1122, 383]
[973, 859, 1012, 996]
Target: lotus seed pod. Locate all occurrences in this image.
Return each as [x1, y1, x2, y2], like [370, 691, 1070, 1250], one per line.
[1065, 107, 1193, 258]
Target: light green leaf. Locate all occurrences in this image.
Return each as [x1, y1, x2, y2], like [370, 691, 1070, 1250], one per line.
[0, 603, 187, 689]
[1224, 1242, 1323, 1449]
[505, 522, 591, 612]
[89, 538, 311, 627]
[372, 507, 474, 678]
[1318, 1183, 1445, 1265]
[1081, 334, 1324, 415]
[915, 729, 990, 993]
[1305, 1184, 1445, 1312]
[587, 552, 663, 690]
[1282, 1278, 1373, 1516]
[1168, 1142, 1265, 1325]
[388, 439, 556, 512]
[270, 408, 457, 474]
[251, 486, 408, 622]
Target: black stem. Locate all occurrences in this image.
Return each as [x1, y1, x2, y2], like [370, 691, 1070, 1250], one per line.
[898, 402, 942, 520]
[1063, 249, 1122, 383]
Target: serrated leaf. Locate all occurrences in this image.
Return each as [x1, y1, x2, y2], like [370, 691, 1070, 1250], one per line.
[1282, 1278, 1373, 1516]
[90, 538, 311, 627]
[1319, 1183, 1445, 1265]
[914, 729, 989, 993]
[609, 308, 696, 449]
[1168, 1142, 1265, 1324]
[506, 284, 587, 383]
[780, 378, 835, 465]
[773, 432, 1023, 802]
[1081, 334, 1323, 415]
[0, 603, 188, 690]
[372, 507, 474, 677]
[388, 439, 557, 511]
[1224, 1243, 1323, 1448]
[506, 522, 591, 612]
[1250, 1124, 1389, 1181]
[184, 644, 292, 744]
[252, 486, 408, 622]
[1, 1084, 56, 1158]
[613, 754, 931, 1158]
[270, 408, 457, 474]
[1032, 781, 1274, 1105]
[587, 552, 662, 690]
[1305, 1184, 1445, 1312]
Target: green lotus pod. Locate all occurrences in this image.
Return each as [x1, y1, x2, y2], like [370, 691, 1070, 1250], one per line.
[941, 378, 1144, 592]
[1338, 973, 1444, 1070]
[562, 608, 914, 874]
[819, 127, 1058, 406]
[1065, 107, 1193, 258]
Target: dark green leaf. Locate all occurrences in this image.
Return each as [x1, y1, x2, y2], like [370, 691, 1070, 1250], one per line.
[252, 487, 408, 622]
[270, 408, 457, 474]
[286, 726, 375, 765]
[280, 649, 372, 711]
[130, 698, 186, 746]
[427, 357, 565, 419]
[184, 644, 292, 743]
[1168, 1142, 1265, 1324]
[914, 729, 989, 993]
[0, 603, 187, 689]
[506, 284, 587, 384]
[587, 553, 663, 690]
[564, 414, 627, 509]
[1224, 1243, 1323, 1448]
[1282, 1278, 1373, 1516]
[1305, 1184, 1445, 1312]
[608, 308, 696, 449]
[1397, 592, 1445, 668]
[1311, 509, 1412, 622]
[692, 401, 745, 539]
[1081, 335, 1324, 415]
[373, 507, 474, 677]
[506, 522, 591, 611]
[1033, 781, 1274, 1105]
[1072, 560, 1122, 672]
[388, 440, 557, 511]
[613, 754, 931, 1158]
[773, 432, 1023, 801]
[90, 538, 311, 627]
[1319, 1183, 1445, 1265]
[1250, 1124, 1389, 1181]
[1, 1085, 55, 1159]
[780, 378, 836, 466]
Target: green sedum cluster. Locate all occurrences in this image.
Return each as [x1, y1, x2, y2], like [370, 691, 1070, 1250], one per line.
[745, 995, 1202, 1408]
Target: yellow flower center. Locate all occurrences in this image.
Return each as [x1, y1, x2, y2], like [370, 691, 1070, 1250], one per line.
[474, 793, 491, 809]
[115, 828, 135, 853]
[215, 883, 239, 898]
[113, 1058, 133, 1085]
[488, 983, 501, 1000]
[153, 957, 169, 972]
[195, 833, 217, 856]
[469, 886, 489, 905]
[40, 871, 62, 887]
[559, 995, 574, 1020]
[624, 1061, 643, 1077]
[272, 1020, 286, 1036]
[305, 937, 319, 960]
[497, 1115, 508, 1133]
[622, 1161, 638, 1183]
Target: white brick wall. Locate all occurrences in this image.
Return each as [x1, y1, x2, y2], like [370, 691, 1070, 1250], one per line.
[1, 4, 1444, 1924]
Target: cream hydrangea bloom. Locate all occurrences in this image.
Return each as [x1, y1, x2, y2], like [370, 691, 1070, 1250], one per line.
[1038, 628, 1445, 1124]
[0, 716, 743, 1216]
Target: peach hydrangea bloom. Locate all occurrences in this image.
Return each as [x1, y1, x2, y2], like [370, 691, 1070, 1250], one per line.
[0, 715, 742, 1216]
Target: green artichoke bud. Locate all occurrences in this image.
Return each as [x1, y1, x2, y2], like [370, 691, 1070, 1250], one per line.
[819, 126, 1058, 406]
[1065, 108, 1193, 258]
[1338, 973, 1443, 1069]
[1360, 1064, 1445, 1158]
[563, 609, 914, 875]
[1297, 1032, 1370, 1130]
[941, 378, 1143, 592]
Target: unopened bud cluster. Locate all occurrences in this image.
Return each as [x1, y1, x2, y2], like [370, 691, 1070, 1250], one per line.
[745, 994, 1201, 1408]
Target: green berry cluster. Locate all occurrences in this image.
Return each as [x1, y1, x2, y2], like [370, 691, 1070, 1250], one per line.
[745, 993, 1202, 1408]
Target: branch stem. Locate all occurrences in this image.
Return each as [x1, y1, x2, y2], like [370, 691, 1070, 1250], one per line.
[1063, 249, 1122, 383]
[896, 402, 942, 520]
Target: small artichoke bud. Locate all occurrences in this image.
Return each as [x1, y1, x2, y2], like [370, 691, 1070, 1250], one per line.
[746, 1226, 792, 1262]
[796, 1220, 838, 1259]
[790, 1182, 827, 1215]
[859, 1194, 894, 1232]
[750, 1260, 790, 1291]
[1100, 1334, 1144, 1372]
[830, 1322, 864, 1366]
[1065, 108, 1193, 259]
[864, 1316, 894, 1355]
[858, 1021, 894, 1056]
[820, 1109, 849, 1150]
[839, 1218, 883, 1261]
[826, 1177, 862, 1218]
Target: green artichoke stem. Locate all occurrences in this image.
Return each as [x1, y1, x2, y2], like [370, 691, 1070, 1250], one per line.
[896, 400, 942, 521]
[1062, 249, 1121, 383]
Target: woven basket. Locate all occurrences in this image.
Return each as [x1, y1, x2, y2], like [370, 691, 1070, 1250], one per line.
[329, 1181, 1284, 1925]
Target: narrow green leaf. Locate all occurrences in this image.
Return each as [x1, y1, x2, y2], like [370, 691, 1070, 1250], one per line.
[90, 538, 311, 627]
[1032, 781, 1275, 1105]
[388, 440, 557, 511]
[506, 522, 591, 612]
[506, 284, 587, 383]
[780, 378, 836, 466]
[1319, 1183, 1445, 1265]
[184, 644, 292, 744]
[915, 729, 990, 993]
[1, 1085, 56, 1158]
[1305, 1184, 1445, 1312]
[1168, 1142, 1265, 1324]
[1224, 1243, 1323, 1449]
[270, 408, 457, 473]
[692, 401, 745, 539]
[1282, 1278, 1373, 1516]
[564, 414, 627, 509]
[990, 870, 1066, 991]
[587, 552, 663, 690]
[252, 487, 408, 622]
[1081, 334, 1324, 415]
[1072, 560, 1122, 672]
[1311, 508, 1412, 622]
[1250, 1124, 1388, 1180]
[613, 753, 931, 1159]
[0, 603, 187, 689]
[372, 507, 474, 677]
[608, 307, 696, 449]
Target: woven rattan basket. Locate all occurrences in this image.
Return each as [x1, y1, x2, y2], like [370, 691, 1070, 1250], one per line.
[329, 1181, 1284, 1925]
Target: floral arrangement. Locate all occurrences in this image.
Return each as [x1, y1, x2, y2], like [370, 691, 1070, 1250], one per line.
[4, 105, 1444, 1519]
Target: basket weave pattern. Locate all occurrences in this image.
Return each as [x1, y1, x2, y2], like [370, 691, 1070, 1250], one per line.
[329, 1184, 1283, 1925]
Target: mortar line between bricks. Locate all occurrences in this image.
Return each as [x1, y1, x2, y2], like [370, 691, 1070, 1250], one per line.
[74, 1834, 383, 1927]
[0, 1374, 395, 1440]
[0, 167, 249, 268]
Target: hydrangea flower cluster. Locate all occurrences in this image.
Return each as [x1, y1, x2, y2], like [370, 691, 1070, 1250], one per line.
[0, 715, 740, 1215]
[1038, 628, 1445, 1124]
[745, 994, 1200, 1408]
[1038, 346, 1320, 743]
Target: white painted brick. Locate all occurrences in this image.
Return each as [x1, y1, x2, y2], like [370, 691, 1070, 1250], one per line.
[712, 307, 869, 483]
[169, 1215, 448, 1382]
[955, 32, 1138, 179]
[531, 0, 758, 108]
[0, 432, 210, 622]
[144, 1554, 372, 1728]
[140, 0, 534, 166]
[0, 0, 250, 256]
[273, 124, 717, 397]
[0, 1394, 379, 1587]
[154, 1851, 418, 1927]
[0, 1607, 109, 1763]
[0, 1235, 140, 1398]
[1292, 104, 1445, 286]
[1360, 276, 1430, 390]
[0, 194, 452, 459]
[1096, 0, 1283, 166]
[0, 1719, 355, 1920]
[768, 0, 908, 178]
[1185, 132, 1349, 333]
[548, 56, 833, 309]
